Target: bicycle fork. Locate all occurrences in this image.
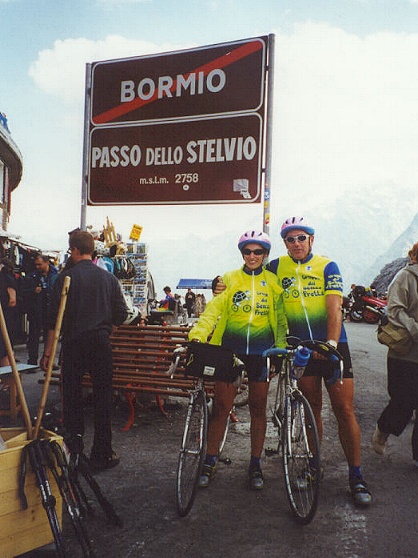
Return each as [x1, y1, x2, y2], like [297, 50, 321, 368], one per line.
[285, 388, 311, 459]
[180, 387, 205, 458]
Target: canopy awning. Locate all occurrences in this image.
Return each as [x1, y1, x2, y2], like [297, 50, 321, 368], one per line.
[176, 278, 213, 290]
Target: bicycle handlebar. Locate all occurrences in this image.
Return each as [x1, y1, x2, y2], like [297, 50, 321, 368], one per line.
[263, 339, 344, 385]
[262, 339, 343, 361]
[167, 346, 186, 377]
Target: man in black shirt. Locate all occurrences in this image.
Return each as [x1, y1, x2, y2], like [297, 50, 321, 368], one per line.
[184, 288, 196, 318]
[41, 231, 128, 470]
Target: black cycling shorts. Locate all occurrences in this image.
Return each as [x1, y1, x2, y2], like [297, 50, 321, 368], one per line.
[303, 342, 353, 380]
[237, 354, 268, 383]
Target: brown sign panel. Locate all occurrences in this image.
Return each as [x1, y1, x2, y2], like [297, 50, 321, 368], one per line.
[87, 114, 262, 205]
[91, 37, 267, 125]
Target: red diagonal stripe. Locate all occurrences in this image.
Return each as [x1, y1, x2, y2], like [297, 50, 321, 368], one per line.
[93, 40, 263, 125]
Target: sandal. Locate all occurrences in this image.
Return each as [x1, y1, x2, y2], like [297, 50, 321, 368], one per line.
[350, 478, 372, 508]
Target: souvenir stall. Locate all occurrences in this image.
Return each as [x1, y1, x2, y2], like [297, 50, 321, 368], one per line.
[90, 218, 154, 323]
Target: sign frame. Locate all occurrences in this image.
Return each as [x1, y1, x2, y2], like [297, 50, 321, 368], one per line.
[80, 35, 274, 229]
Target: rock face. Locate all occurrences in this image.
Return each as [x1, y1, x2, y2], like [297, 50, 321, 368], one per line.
[371, 257, 408, 295]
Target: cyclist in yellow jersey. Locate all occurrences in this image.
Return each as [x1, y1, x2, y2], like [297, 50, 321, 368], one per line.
[189, 230, 287, 490]
[265, 216, 372, 508]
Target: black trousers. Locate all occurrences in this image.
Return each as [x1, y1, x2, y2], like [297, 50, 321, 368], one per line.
[61, 331, 113, 458]
[27, 308, 46, 363]
[377, 356, 418, 460]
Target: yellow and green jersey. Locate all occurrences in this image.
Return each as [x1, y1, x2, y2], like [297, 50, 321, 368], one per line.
[189, 266, 287, 354]
[266, 253, 347, 342]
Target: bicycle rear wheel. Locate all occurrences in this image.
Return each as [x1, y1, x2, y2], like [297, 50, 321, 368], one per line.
[282, 391, 320, 525]
[176, 389, 208, 517]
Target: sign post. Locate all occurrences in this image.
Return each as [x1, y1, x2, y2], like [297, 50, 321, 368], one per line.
[263, 33, 275, 235]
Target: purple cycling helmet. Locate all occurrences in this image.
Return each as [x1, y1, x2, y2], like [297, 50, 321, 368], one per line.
[238, 230, 271, 253]
[280, 216, 315, 238]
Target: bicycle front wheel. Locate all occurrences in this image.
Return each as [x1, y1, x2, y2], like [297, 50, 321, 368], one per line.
[282, 391, 320, 525]
[176, 389, 208, 517]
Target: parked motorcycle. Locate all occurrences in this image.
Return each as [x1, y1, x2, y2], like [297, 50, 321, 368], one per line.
[345, 285, 387, 324]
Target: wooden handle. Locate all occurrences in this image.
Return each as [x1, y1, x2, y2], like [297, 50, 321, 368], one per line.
[0, 302, 33, 438]
[33, 276, 71, 439]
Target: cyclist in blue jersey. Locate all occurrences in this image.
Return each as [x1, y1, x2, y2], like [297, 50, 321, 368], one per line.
[189, 230, 287, 490]
[265, 216, 372, 507]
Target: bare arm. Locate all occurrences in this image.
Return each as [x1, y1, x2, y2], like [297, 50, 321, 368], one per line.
[326, 293, 343, 343]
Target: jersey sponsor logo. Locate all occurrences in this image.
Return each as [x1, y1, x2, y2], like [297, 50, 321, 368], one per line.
[231, 290, 249, 312]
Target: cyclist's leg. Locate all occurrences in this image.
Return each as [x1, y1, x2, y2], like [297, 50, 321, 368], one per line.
[248, 381, 269, 458]
[326, 377, 371, 506]
[206, 381, 237, 455]
[326, 378, 360, 466]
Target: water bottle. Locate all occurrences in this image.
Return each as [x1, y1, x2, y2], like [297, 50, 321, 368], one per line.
[291, 346, 311, 379]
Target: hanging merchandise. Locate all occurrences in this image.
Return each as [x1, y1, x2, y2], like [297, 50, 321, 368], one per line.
[102, 257, 115, 274]
[91, 219, 150, 318]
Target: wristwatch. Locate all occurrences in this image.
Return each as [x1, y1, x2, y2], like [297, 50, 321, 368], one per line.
[327, 339, 338, 349]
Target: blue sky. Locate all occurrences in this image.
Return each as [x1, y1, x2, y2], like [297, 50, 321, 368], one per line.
[1, 0, 418, 292]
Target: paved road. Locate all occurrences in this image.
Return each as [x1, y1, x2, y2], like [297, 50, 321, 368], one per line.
[8, 322, 418, 557]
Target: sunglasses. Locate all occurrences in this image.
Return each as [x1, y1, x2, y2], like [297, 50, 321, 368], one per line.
[242, 248, 265, 256]
[285, 234, 309, 244]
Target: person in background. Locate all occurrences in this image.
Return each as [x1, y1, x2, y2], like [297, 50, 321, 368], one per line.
[266, 216, 372, 508]
[189, 230, 287, 490]
[0, 258, 17, 366]
[23, 254, 58, 366]
[184, 288, 196, 318]
[159, 286, 175, 310]
[41, 230, 129, 471]
[372, 241, 418, 466]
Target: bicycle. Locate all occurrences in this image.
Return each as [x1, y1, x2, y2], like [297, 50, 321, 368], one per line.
[171, 342, 244, 517]
[263, 339, 343, 524]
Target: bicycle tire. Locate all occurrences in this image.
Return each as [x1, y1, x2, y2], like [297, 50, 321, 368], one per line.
[176, 389, 208, 517]
[282, 391, 320, 525]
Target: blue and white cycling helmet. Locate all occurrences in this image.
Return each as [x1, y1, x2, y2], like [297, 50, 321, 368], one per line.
[238, 230, 271, 253]
[280, 216, 315, 238]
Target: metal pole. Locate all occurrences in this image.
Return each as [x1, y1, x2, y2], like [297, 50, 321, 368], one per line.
[80, 64, 91, 231]
[263, 33, 275, 236]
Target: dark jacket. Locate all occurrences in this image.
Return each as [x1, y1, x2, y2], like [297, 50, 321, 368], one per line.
[49, 260, 128, 342]
[22, 265, 58, 314]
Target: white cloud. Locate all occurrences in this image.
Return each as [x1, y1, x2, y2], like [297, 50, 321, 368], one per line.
[19, 22, 418, 273]
[273, 22, 418, 202]
[28, 35, 189, 104]
[28, 24, 418, 198]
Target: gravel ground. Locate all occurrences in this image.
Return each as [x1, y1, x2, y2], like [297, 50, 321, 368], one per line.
[4, 322, 417, 558]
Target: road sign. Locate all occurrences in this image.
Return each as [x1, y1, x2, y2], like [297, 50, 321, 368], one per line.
[85, 36, 270, 206]
[91, 37, 266, 125]
[88, 114, 262, 205]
